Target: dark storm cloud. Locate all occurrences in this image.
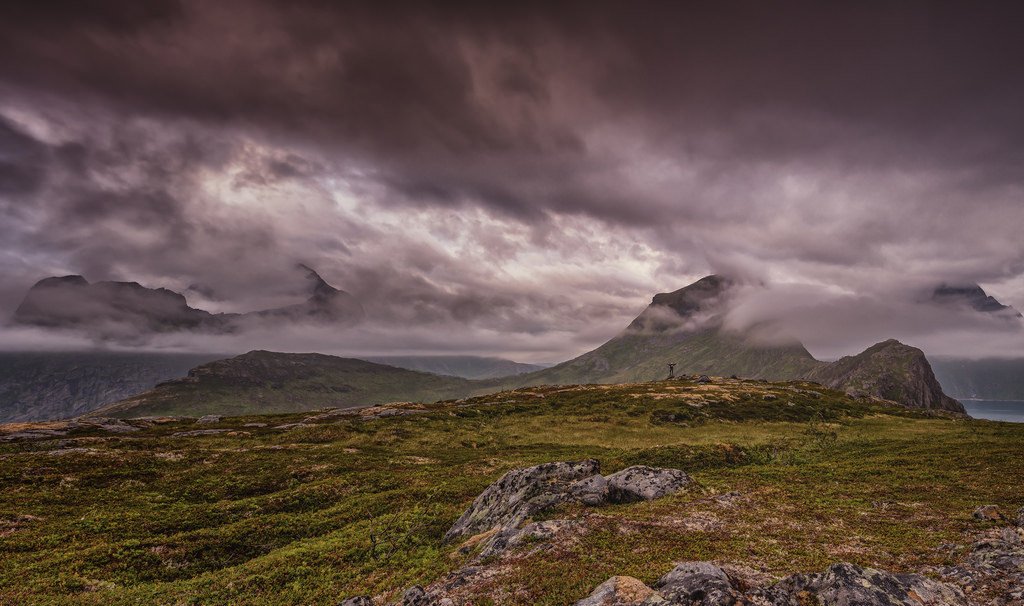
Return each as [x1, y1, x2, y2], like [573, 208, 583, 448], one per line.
[1, 1, 1023, 359]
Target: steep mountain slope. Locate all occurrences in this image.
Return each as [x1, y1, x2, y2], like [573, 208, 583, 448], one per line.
[363, 355, 546, 379]
[0, 352, 224, 422]
[91, 351, 475, 418]
[504, 276, 822, 387]
[803, 339, 965, 413]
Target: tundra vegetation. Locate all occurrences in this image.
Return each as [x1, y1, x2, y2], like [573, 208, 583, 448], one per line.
[1, 377, 1021, 604]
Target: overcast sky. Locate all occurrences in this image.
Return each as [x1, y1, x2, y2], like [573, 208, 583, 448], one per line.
[1, 1, 1023, 362]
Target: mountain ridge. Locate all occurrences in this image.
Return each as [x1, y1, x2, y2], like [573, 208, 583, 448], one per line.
[10, 265, 365, 337]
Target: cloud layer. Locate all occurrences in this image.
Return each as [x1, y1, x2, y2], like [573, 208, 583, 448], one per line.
[1, 1, 1023, 361]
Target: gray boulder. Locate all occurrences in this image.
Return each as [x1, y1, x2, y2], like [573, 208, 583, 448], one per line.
[443, 459, 600, 542]
[196, 415, 222, 424]
[770, 562, 966, 606]
[606, 466, 692, 503]
[339, 598, 372, 606]
[649, 561, 743, 605]
[1017, 506, 1024, 528]
[575, 576, 657, 605]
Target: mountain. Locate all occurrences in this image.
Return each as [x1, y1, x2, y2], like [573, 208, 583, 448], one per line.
[10, 265, 364, 338]
[499, 276, 961, 413]
[803, 339, 965, 413]
[91, 351, 475, 418]
[0, 351, 224, 422]
[930, 357, 1024, 400]
[926, 283, 1024, 399]
[504, 275, 822, 386]
[930, 283, 1022, 317]
[12, 275, 226, 333]
[363, 355, 546, 379]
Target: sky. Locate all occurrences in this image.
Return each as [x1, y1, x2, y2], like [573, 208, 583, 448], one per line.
[1, 1, 1023, 362]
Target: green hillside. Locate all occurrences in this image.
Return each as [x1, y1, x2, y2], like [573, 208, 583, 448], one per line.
[92, 351, 475, 418]
[507, 329, 821, 386]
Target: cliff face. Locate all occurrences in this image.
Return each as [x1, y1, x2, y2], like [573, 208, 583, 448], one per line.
[803, 339, 965, 414]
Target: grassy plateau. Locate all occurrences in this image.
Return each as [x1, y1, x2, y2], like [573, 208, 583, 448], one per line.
[0, 377, 1021, 604]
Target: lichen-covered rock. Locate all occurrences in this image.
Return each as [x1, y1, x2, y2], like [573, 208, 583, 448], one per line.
[339, 597, 373, 606]
[649, 561, 743, 605]
[574, 576, 656, 605]
[943, 526, 1024, 603]
[571, 474, 609, 506]
[605, 466, 692, 503]
[479, 519, 577, 558]
[1017, 505, 1024, 528]
[972, 504, 1004, 521]
[196, 415, 222, 424]
[443, 459, 600, 542]
[400, 585, 430, 605]
[771, 562, 967, 606]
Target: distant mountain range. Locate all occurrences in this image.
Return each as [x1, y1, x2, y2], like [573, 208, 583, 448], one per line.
[9, 272, 1019, 420]
[363, 356, 546, 380]
[10, 264, 364, 339]
[0, 351, 223, 422]
[82, 275, 965, 418]
[930, 357, 1024, 401]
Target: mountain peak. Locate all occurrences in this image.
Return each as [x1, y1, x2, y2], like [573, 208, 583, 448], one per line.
[931, 283, 1021, 317]
[629, 275, 733, 332]
[296, 263, 339, 299]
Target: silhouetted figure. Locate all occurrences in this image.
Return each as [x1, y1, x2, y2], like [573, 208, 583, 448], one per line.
[667, 363, 676, 379]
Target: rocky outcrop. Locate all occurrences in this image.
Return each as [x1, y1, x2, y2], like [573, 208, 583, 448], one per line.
[572, 561, 967, 606]
[443, 459, 601, 543]
[942, 509, 1024, 604]
[767, 562, 967, 606]
[444, 461, 692, 547]
[803, 339, 965, 414]
[651, 561, 744, 605]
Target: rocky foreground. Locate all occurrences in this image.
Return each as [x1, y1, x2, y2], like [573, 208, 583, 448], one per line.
[341, 461, 1024, 606]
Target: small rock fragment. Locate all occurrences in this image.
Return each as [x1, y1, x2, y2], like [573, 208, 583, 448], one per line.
[973, 505, 1004, 521]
